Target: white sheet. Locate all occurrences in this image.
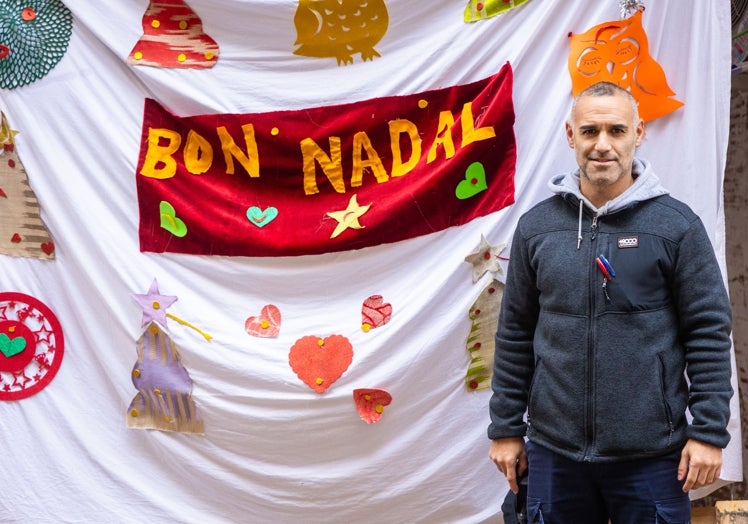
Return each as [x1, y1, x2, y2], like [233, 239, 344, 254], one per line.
[0, 1, 740, 522]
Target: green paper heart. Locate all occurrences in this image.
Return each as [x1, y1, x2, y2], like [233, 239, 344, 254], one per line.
[159, 201, 188, 237]
[247, 206, 278, 228]
[455, 162, 488, 199]
[0, 333, 27, 358]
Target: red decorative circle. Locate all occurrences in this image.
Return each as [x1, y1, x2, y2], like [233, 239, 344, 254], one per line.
[0, 292, 64, 400]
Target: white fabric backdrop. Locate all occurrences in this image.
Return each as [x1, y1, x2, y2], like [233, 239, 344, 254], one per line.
[0, 1, 740, 522]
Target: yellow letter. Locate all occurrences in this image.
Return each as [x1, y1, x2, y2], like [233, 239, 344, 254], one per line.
[427, 110, 456, 164]
[351, 131, 389, 188]
[140, 128, 181, 179]
[184, 129, 214, 175]
[389, 119, 421, 178]
[301, 137, 345, 195]
[217, 123, 260, 177]
[461, 102, 496, 147]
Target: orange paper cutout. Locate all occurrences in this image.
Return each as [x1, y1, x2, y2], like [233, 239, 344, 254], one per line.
[568, 10, 683, 122]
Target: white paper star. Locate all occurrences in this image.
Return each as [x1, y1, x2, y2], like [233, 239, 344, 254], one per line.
[464, 235, 506, 283]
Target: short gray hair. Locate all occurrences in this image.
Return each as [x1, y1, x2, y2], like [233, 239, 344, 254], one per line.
[569, 82, 640, 125]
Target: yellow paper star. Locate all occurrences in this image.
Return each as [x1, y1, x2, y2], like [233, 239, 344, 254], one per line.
[327, 194, 371, 239]
[0, 113, 20, 145]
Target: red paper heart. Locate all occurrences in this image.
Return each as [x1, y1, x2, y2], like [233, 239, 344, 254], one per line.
[288, 335, 353, 394]
[245, 304, 281, 338]
[353, 388, 392, 424]
[10, 233, 21, 243]
[361, 295, 392, 331]
[40, 242, 54, 255]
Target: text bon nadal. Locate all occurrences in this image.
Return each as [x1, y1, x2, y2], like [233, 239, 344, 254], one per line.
[139, 102, 498, 195]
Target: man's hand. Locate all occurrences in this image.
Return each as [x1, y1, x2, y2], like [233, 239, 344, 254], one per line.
[489, 437, 527, 494]
[678, 439, 723, 492]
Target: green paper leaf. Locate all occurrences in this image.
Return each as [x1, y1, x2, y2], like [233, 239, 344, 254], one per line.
[159, 201, 188, 237]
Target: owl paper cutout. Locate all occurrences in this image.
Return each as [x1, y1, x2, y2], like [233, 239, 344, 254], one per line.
[0, 112, 55, 259]
[568, 10, 683, 122]
[293, 0, 389, 65]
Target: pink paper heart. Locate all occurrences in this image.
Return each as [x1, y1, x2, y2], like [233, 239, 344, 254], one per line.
[353, 388, 392, 424]
[361, 295, 392, 331]
[245, 305, 281, 338]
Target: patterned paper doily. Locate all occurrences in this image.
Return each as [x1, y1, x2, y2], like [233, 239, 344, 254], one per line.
[0, 1, 73, 89]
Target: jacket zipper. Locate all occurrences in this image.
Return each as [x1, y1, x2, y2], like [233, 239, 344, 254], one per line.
[590, 214, 598, 241]
[583, 214, 599, 461]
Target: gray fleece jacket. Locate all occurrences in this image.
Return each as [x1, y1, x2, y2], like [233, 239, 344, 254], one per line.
[488, 158, 733, 462]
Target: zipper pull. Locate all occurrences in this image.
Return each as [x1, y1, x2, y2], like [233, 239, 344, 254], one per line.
[591, 215, 598, 241]
[602, 278, 611, 302]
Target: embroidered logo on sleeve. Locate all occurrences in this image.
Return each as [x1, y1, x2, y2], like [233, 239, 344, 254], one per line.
[618, 235, 639, 249]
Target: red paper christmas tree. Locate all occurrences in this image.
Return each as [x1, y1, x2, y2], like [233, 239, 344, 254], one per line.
[127, 0, 219, 69]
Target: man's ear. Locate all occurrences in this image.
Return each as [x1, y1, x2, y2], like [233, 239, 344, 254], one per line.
[635, 119, 646, 147]
[565, 121, 575, 148]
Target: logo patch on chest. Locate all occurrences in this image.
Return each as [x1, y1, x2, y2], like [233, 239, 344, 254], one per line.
[618, 235, 639, 249]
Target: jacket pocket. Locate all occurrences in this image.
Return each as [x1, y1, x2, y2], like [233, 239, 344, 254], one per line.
[592, 349, 683, 455]
[657, 353, 676, 447]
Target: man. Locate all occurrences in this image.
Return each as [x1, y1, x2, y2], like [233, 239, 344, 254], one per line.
[488, 81, 733, 523]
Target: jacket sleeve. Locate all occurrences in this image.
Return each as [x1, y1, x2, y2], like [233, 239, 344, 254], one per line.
[674, 217, 733, 448]
[487, 222, 539, 440]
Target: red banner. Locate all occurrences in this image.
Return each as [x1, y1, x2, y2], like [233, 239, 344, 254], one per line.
[136, 63, 516, 257]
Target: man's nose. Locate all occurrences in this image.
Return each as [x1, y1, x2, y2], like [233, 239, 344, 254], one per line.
[595, 133, 612, 151]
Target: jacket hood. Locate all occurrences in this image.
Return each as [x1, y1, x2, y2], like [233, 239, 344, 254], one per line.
[547, 158, 669, 216]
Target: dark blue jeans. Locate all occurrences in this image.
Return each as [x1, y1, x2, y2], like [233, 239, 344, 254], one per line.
[525, 441, 691, 524]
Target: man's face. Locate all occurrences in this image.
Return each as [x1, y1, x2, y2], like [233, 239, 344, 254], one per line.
[565, 94, 645, 200]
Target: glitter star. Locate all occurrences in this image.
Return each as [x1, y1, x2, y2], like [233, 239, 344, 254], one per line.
[0, 112, 20, 146]
[619, 0, 644, 18]
[131, 279, 177, 328]
[326, 194, 371, 239]
[464, 235, 506, 283]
